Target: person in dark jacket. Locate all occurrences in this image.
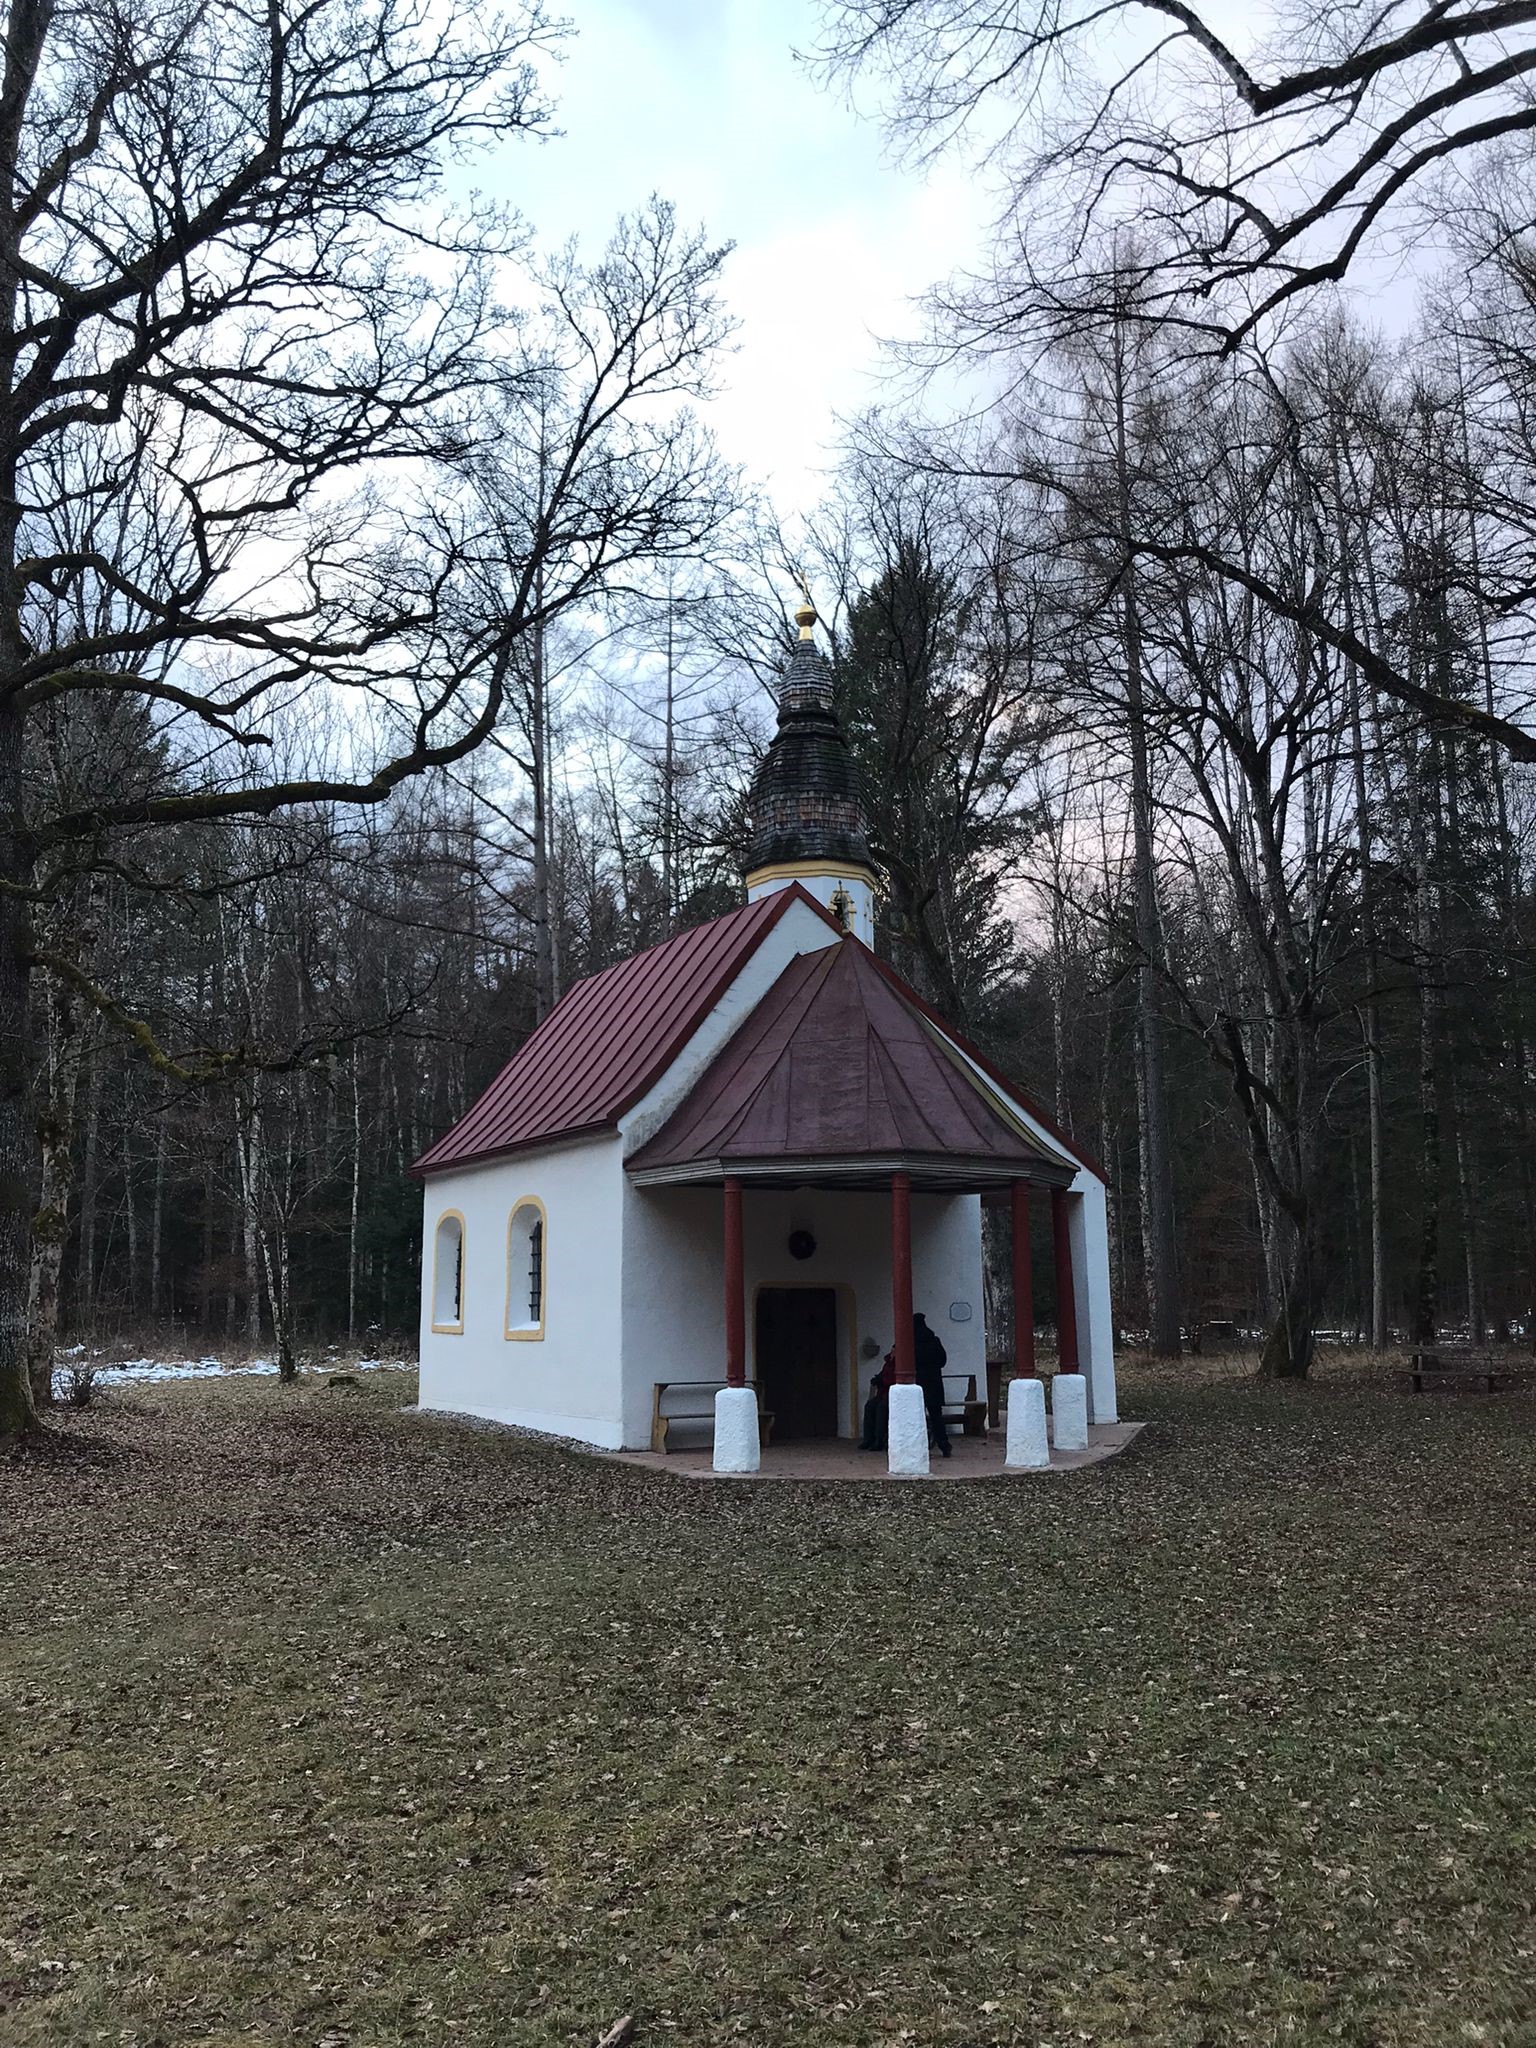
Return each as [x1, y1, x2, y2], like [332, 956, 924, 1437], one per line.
[913, 1312, 951, 1457]
[860, 1351, 898, 1450]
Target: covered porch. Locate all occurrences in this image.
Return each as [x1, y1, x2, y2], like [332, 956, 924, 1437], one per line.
[624, 938, 1118, 1475]
[629, 1164, 1100, 1474]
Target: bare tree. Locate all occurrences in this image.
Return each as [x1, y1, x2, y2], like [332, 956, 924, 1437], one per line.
[816, 1, 1536, 343]
[0, 0, 734, 1435]
[1046, 290, 1185, 1354]
[815, 4, 1536, 780]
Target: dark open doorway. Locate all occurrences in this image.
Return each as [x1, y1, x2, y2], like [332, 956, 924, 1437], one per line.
[755, 1287, 839, 1439]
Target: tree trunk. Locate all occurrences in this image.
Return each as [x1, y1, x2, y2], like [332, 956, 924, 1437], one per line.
[149, 1113, 165, 1319]
[253, 1207, 292, 1378]
[1410, 757, 1442, 1347]
[980, 1201, 1010, 1370]
[77, 1041, 101, 1328]
[0, 704, 37, 1435]
[225, 1214, 240, 1337]
[1454, 1096, 1482, 1346]
[198, 1189, 213, 1334]
[1132, 943, 1181, 1354]
[1113, 355, 1181, 1356]
[661, 587, 675, 936]
[1365, 1009, 1387, 1348]
[1345, 664, 1388, 1349]
[1413, 982, 1441, 1347]
[348, 1057, 361, 1342]
[271, 1225, 295, 1381]
[1049, 876, 1070, 1128]
[24, 974, 85, 1405]
[123, 1113, 139, 1317]
[241, 1094, 264, 1343]
[1258, 1216, 1317, 1379]
[530, 597, 556, 1022]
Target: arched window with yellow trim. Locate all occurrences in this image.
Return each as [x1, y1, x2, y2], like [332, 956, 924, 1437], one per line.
[506, 1199, 547, 1340]
[431, 1212, 465, 1333]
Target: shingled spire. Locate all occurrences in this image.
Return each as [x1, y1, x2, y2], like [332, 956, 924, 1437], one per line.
[742, 586, 877, 943]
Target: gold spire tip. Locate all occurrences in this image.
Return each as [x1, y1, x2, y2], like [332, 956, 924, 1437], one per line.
[794, 570, 816, 640]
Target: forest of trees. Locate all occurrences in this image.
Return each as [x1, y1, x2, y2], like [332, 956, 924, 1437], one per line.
[9, 0, 1536, 1422]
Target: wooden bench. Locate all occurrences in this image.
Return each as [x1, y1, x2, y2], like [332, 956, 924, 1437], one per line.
[1397, 1348, 1536, 1396]
[1193, 1319, 1242, 1354]
[651, 1381, 776, 1454]
[940, 1372, 989, 1438]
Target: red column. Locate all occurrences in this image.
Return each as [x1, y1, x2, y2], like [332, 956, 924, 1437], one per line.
[1051, 1187, 1079, 1372]
[1011, 1180, 1035, 1378]
[723, 1176, 745, 1388]
[891, 1170, 914, 1383]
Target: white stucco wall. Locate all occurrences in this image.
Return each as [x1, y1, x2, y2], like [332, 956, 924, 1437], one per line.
[619, 1181, 986, 1449]
[417, 1134, 627, 1447]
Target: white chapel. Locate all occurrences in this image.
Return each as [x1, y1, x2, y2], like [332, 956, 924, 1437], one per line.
[414, 596, 1116, 1472]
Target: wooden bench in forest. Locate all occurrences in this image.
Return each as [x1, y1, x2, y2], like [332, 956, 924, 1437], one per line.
[1397, 1348, 1536, 1396]
[650, 1381, 775, 1453]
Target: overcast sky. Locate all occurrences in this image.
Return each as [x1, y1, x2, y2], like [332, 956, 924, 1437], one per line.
[488, 0, 988, 516]
[481, 2, 1425, 526]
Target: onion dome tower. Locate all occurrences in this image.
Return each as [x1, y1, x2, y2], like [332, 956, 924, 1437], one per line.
[742, 585, 878, 944]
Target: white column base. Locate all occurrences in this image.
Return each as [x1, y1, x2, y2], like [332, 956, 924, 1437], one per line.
[713, 1385, 761, 1473]
[1004, 1375, 1050, 1468]
[1051, 1372, 1089, 1451]
[886, 1381, 930, 1476]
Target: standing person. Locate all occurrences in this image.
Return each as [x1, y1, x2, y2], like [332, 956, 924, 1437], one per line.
[913, 1312, 951, 1457]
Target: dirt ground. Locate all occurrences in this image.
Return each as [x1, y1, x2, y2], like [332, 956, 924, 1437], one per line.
[2, 1354, 1532, 2046]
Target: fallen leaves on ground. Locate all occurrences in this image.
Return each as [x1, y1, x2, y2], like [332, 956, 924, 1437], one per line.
[1, 1357, 1533, 2046]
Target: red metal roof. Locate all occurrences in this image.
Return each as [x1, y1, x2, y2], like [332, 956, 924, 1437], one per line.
[412, 887, 839, 1176]
[860, 952, 1106, 1182]
[626, 940, 1074, 1186]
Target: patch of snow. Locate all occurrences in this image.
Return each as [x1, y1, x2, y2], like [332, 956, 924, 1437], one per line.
[51, 1353, 414, 1395]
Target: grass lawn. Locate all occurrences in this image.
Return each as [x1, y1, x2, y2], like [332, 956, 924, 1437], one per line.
[2, 1361, 1533, 2047]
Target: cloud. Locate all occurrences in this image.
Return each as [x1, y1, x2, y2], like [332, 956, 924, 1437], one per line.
[473, 0, 987, 512]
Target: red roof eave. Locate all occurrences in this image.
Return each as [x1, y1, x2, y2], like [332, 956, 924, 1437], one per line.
[413, 1118, 615, 1180]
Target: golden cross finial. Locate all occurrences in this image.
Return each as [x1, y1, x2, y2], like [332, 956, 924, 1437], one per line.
[794, 570, 817, 641]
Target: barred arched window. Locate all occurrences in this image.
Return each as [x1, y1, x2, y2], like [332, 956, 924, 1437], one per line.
[506, 1200, 547, 1339]
[431, 1212, 465, 1333]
